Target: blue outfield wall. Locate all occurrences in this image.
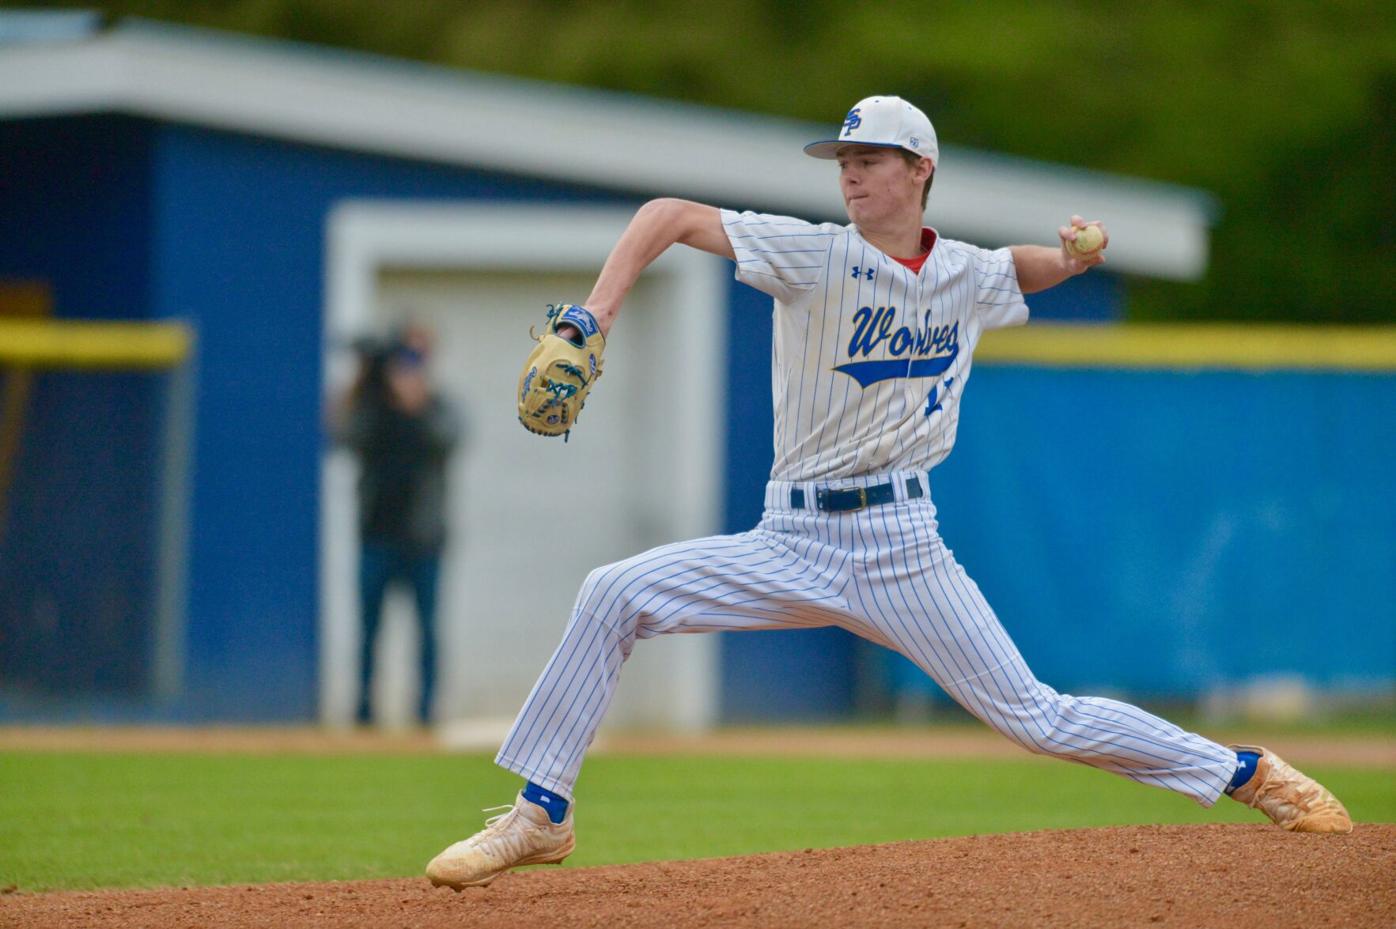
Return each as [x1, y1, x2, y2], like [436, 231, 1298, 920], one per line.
[932, 366, 1394, 697]
[720, 332, 1396, 717]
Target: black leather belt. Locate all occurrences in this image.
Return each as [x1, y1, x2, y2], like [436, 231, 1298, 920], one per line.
[790, 474, 925, 513]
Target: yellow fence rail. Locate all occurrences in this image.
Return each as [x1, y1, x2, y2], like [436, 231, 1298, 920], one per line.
[0, 319, 194, 370]
[977, 324, 1396, 371]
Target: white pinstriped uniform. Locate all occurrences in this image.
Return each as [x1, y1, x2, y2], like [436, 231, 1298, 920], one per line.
[496, 211, 1239, 807]
[729, 211, 1024, 481]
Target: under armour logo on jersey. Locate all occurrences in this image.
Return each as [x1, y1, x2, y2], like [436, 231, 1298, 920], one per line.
[840, 107, 862, 138]
[850, 266, 875, 281]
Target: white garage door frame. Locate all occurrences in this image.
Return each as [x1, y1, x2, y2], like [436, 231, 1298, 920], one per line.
[320, 200, 729, 731]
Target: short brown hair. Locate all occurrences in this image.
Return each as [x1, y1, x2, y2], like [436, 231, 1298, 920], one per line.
[897, 150, 935, 209]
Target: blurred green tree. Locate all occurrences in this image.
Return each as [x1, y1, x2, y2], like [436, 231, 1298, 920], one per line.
[19, 0, 1396, 321]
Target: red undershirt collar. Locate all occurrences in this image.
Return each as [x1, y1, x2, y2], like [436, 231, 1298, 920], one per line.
[890, 228, 938, 273]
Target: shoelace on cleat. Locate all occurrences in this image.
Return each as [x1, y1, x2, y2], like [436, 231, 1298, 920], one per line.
[456, 804, 518, 852]
[472, 803, 558, 863]
[479, 805, 516, 832]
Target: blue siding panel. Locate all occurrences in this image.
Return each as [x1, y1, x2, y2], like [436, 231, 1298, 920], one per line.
[0, 116, 154, 318]
[1019, 269, 1121, 321]
[0, 117, 162, 706]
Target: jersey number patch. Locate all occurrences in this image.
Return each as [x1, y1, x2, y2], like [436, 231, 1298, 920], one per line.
[924, 378, 954, 417]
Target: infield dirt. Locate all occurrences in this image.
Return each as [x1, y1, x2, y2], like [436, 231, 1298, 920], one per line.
[4, 823, 1392, 929]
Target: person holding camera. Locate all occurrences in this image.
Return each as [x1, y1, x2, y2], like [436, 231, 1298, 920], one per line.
[332, 323, 462, 726]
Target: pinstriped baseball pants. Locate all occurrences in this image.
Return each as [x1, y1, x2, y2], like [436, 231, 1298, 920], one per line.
[497, 470, 1238, 805]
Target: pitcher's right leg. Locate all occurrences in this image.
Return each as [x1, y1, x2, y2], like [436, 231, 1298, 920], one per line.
[496, 528, 846, 799]
[427, 527, 848, 889]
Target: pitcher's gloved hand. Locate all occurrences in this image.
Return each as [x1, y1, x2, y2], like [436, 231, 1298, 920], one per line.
[517, 303, 606, 439]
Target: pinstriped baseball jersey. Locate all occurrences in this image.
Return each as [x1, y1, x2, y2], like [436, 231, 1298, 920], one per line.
[719, 210, 1028, 481]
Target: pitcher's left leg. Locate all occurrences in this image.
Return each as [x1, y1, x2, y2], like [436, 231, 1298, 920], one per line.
[877, 517, 1237, 806]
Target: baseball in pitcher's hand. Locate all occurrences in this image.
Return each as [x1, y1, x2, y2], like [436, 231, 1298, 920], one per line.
[1057, 215, 1108, 273]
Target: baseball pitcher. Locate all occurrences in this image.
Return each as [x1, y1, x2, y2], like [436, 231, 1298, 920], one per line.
[426, 95, 1352, 890]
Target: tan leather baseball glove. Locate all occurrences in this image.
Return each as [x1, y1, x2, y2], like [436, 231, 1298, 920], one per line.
[517, 303, 606, 439]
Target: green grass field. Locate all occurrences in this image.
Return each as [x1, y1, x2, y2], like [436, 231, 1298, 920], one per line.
[3, 749, 1393, 892]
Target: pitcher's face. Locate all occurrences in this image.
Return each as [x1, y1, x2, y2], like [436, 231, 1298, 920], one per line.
[837, 146, 925, 226]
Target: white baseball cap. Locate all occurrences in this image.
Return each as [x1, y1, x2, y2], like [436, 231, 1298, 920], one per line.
[803, 95, 939, 166]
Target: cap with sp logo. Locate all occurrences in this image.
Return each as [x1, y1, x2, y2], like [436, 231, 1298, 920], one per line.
[803, 95, 938, 167]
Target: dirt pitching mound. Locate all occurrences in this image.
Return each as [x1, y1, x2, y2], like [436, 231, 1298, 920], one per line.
[5, 824, 1392, 929]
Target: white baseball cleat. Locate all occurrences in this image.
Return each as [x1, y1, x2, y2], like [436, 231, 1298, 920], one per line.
[1227, 744, 1353, 834]
[425, 792, 575, 890]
